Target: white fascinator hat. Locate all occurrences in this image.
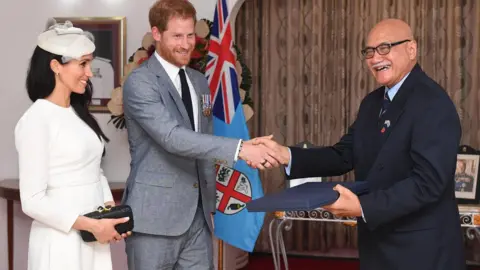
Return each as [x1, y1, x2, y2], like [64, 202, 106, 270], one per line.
[37, 18, 95, 63]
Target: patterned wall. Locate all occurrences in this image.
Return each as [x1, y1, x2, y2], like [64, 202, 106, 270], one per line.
[235, 0, 480, 258]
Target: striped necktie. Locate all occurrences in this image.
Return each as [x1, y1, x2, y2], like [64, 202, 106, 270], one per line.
[380, 90, 391, 118]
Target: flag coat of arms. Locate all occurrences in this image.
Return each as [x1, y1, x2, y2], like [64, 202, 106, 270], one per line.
[206, 0, 265, 252]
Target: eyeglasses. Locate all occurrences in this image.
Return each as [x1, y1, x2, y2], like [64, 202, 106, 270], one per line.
[361, 39, 411, 59]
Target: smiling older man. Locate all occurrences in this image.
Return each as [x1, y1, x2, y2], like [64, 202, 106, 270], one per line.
[253, 18, 466, 270]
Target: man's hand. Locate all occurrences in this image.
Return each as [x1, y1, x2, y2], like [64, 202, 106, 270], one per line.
[322, 184, 362, 217]
[238, 135, 280, 170]
[247, 136, 290, 169]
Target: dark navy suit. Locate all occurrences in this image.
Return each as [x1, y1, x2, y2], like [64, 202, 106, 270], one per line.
[288, 64, 466, 270]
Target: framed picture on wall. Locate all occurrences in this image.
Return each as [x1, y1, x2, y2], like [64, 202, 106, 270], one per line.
[54, 17, 126, 113]
[455, 145, 480, 204]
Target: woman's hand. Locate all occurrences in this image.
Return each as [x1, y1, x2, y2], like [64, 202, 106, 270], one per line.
[97, 202, 133, 242]
[121, 230, 133, 240]
[90, 217, 130, 244]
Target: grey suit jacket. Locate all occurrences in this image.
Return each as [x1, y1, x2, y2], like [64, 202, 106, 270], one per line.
[121, 56, 239, 236]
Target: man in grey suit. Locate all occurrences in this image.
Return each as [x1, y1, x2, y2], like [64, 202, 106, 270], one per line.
[121, 0, 278, 269]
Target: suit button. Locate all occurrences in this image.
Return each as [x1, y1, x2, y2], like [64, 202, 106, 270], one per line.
[193, 183, 199, 188]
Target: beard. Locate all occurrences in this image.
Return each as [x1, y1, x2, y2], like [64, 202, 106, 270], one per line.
[157, 42, 192, 68]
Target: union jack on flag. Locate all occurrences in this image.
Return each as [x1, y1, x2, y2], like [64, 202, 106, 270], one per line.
[205, 0, 241, 124]
[206, 0, 265, 252]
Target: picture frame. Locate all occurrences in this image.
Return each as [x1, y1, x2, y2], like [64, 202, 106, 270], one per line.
[455, 145, 480, 204]
[54, 17, 127, 113]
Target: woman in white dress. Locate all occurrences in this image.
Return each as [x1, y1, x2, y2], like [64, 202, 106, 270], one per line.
[15, 21, 130, 270]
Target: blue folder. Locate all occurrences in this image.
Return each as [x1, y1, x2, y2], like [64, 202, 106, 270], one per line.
[246, 181, 370, 212]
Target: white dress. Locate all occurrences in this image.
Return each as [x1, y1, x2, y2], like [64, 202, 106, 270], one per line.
[14, 99, 114, 270]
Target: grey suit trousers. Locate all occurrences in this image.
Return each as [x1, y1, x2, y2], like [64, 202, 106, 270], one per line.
[125, 207, 214, 270]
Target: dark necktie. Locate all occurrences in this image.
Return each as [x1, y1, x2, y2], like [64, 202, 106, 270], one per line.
[179, 69, 201, 207]
[380, 90, 391, 118]
[179, 69, 195, 129]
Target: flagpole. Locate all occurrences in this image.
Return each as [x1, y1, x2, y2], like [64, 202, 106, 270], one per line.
[218, 239, 224, 270]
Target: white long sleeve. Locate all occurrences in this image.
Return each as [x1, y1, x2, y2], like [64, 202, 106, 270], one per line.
[15, 108, 79, 233]
[100, 168, 114, 203]
[15, 100, 110, 234]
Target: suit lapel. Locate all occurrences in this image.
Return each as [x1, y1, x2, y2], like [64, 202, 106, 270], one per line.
[377, 64, 421, 146]
[361, 89, 384, 158]
[186, 68, 210, 133]
[147, 57, 193, 130]
[366, 89, 384, 135]
[186, 68, 207, 133]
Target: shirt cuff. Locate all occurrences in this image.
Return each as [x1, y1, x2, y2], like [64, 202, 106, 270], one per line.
[284, 147, 292, 175]
[361, 204, 366, 223]
[233, 139, 242, 162]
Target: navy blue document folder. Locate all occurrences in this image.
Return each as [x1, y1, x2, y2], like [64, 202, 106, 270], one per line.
[246, 181, 370, 212]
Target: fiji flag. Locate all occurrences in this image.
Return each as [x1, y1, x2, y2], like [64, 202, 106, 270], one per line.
[205, 0, 265, 252]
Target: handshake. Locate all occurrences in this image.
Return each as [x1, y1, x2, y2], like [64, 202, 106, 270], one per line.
[237, 135, 290, 170]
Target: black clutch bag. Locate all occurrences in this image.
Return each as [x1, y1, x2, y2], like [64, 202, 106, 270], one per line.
[80, 205, 134, 242]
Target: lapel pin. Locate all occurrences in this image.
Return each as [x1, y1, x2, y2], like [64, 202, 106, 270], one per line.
[381, 120, 390, 134]
[201, 94, 212, 117]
